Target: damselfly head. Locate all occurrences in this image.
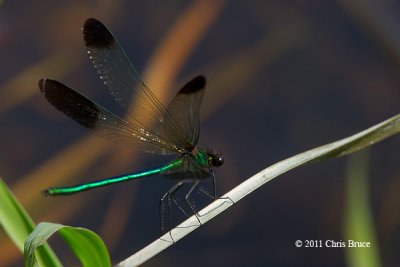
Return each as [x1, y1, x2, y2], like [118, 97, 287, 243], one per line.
[209, 152, 224, 167]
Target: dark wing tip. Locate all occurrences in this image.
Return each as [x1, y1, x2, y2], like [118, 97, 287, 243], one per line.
[179, 75, 206, 94]
[83, 18, 114, 48]
[39, 78, 59, 95]
[38, 78, 100, 129]
[38, 78, 46, 93]
[38, 78, 63, 95]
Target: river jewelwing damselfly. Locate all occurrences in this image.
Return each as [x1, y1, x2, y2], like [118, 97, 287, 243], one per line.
[39, 18, 224, 234]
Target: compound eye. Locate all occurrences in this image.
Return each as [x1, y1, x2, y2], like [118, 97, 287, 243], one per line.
[213, 155, 224, 167]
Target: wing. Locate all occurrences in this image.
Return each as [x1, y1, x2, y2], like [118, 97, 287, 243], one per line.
[38, 79, 183, 155]
[158, 76, 205, 149]
[83, 18, 192, 151]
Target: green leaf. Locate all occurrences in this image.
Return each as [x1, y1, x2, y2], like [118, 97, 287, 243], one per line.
[0, 178, 35, 250]
[0, 178, 61, 266]
[24, 222, 111, 267]
[344, 151, 381, 267]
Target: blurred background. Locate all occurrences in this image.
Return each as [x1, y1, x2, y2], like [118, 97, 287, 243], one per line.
[1, 0, 400, 266]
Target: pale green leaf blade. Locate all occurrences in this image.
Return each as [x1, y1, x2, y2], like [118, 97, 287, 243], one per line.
[0, 178, 36, 250]
[0, 178, 61, 267]
[24, 222, 111, 267]
[344, 151, 381, 267]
